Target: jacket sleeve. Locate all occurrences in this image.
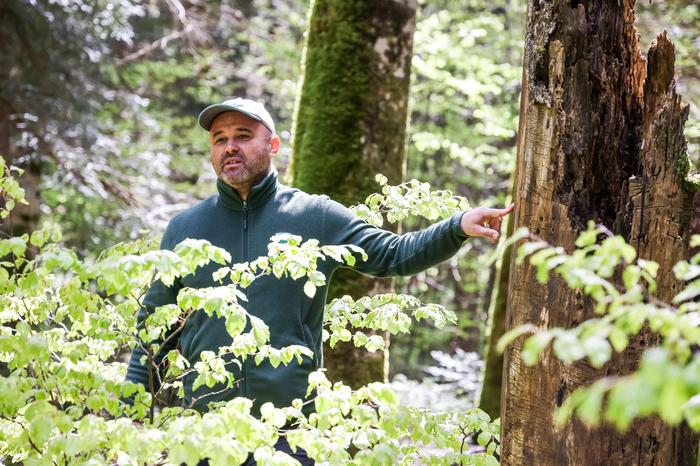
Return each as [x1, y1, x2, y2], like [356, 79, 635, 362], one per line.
[124, 222, 183, 395]
[322, 197, 468, 277]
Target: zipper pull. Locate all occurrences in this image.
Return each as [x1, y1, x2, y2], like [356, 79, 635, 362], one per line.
[243, 201, 248, 230]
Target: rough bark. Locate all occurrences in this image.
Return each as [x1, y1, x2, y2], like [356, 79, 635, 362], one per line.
[290, 0, 416, 387]
[501, 1, 700, 465]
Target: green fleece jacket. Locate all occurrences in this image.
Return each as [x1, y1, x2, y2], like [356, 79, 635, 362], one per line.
[125, 169, 468, 415]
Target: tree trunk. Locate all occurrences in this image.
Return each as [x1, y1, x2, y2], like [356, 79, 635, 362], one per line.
[501, 1, 700, 465]
[290, 0, 416, 387]
[0, 101, 40, 239]
[478, 193, 514, 419]
[479, 50, 531, 419]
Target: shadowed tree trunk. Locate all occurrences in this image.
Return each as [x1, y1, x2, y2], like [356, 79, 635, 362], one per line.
[0, 3, 48, 239]
[478, 55, 530, 419]
[290, 0, 416, 387]
[0, 102, 40, 239]
[501, 1, 700, 465]
[478, 194, 514, 419]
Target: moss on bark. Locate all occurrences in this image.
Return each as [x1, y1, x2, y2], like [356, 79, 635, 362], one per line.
[478, 203, 514, 419]
[291, 0, 416, 387]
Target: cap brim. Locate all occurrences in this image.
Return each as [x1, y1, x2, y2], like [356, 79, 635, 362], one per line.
[197, 104, 266, 131]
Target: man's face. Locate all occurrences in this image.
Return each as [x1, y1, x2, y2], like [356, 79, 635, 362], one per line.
[209, 111, 280, 197]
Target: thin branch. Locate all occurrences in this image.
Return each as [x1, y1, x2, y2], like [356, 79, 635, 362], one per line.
[115, 26, 193, 67]
[186, 381, 241, 409]
[459, 425, 468, 466]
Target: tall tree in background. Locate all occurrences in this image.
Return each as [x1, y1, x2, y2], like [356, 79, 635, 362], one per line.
[478, 183, 515, 418]
[0, 0, 187, 245]
[0, 1, 137, 237]
[291, 0, 416, 386]
[0, 0, 307, 252]
[391, 0, 524, 381]
[501, 1, 700, 465]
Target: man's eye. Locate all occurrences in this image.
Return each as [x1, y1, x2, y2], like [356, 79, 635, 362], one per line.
[215, 138, 226, 144]
[237, 134, 250, 140]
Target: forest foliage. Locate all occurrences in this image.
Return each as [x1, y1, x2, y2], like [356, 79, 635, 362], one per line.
[0, 159, 502, 465]
[499, 224, 700, 431]
[1, 0, 699, 464]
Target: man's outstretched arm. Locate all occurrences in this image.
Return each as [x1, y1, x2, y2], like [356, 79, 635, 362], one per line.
[322, 197, 515, 277]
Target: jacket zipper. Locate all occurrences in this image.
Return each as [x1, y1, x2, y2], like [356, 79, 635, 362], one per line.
[241, 200, 249, 397]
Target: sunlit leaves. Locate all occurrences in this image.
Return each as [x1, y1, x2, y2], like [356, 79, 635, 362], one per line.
[290, 370, 500, 465]
[0, 159, 28, 219]
[500, 226, 700, 431]
[351, 175, 470, 227]
[324, 294, 457, 351]
[254, 345, 314, 368]
[0, 164, 502, 465]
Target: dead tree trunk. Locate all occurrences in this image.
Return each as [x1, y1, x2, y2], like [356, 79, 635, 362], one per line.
[501, 1, 700, 465]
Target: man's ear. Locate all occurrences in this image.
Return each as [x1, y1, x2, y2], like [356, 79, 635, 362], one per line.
[269, 134, 281, 156]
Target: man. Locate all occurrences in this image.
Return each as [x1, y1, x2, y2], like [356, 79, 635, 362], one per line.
[125, 97, 513, 464]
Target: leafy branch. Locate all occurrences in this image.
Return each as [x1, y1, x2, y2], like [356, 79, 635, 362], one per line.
[350, 174, 470, 227]
[498, 222, 700, 430]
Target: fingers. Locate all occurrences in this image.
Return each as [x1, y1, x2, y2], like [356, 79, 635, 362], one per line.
[479, 203, 513, 242]
[488, 219, 501, 235]
[484, 203, 515, 218]
[471, 225, 500, 242]
[460, 203, 514, 241]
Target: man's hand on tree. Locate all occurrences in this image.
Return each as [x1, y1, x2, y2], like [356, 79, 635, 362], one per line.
[460, 203, 515, 243]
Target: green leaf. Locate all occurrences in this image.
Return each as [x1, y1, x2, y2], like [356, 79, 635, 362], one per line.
[673, 279, 700, 304]
[353, 331, 368, 347]
[268, 348, 282, 368]
[309, 270, 326, 286]
[521, 332, 554, 366]
[515, 241, 548, 265]
[30, 229, 48, 248]
[368, 383, 398, 406]
[552, 333, 586, 364]
[575, 382, 606, 427]
[213, 267, 230, 282]
[222, 305, 247, 337]
[575, 222, 600, 248]
[496, 324, 536, 353]
[365, 335, 385, 352]
[622, 265, 640, 290]
[476, 431, 492, 446]
[250, 316, 270, 346]
[608, 327, 628, 353]
[659, 379, 686, 424]
[303, 281, 316, 298]
[582, 336, 612, 368]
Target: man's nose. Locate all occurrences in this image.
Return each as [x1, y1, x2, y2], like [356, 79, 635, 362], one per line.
[224, 140, 239, 153]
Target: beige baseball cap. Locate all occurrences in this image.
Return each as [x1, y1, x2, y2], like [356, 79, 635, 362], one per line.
[197, 97, 276, 134]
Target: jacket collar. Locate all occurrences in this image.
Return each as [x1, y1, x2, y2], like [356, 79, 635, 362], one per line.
[217, 168, 278, 211]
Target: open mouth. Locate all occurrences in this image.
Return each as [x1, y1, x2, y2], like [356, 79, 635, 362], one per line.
[223, 159, 243, 169]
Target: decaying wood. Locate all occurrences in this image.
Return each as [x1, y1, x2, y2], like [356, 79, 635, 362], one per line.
[501, 1, 700, 465]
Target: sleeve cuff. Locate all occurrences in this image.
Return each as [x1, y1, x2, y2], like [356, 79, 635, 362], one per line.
[451, 211, 469, 240]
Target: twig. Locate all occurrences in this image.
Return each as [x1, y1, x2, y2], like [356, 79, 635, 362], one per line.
[459, 425, 468, 466]
[116, 26, 193, 67]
